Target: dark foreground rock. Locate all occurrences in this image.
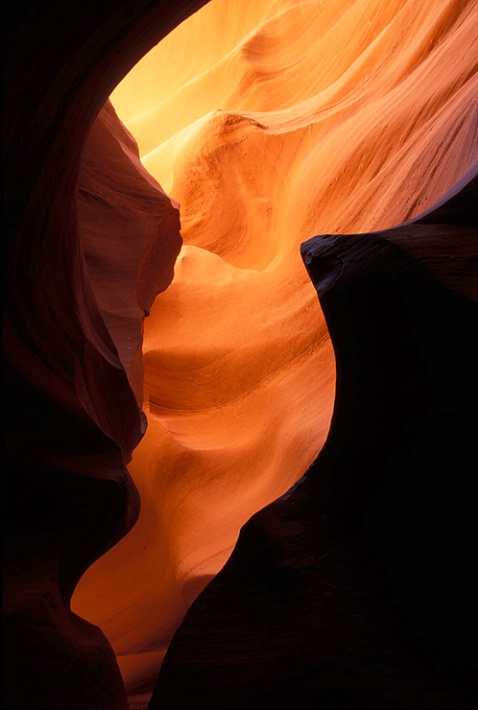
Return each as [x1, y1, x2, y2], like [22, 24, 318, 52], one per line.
[150, 169, 478, 709]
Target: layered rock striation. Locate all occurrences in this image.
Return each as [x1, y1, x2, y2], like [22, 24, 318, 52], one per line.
[3, 2, 208, 709]
[78, 98, 182, 401]
[73, 0, 478, 703]
[151, 163, 478, 710]
[3, 1, 478, 709]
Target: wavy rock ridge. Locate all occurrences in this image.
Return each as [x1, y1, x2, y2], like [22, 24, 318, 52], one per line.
[3, 2, 209, 709]
[72, 0, 478, 704]
[151, 168, 478, 709]
[3, 0, 477, 708]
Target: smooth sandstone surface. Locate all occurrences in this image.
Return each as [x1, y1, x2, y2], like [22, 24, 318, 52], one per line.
[78, 98, 182, 401]
[3, 2, 209, 709]
[72, 0, 478, 704]
[150, 164, 478, 710]
[3, 0, 478, 708]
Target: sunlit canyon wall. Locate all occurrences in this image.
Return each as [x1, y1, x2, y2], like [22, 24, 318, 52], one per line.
[3, 1, 478, 709]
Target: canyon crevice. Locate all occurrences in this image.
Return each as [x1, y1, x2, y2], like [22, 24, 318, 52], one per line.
[3, 1, 478, 709]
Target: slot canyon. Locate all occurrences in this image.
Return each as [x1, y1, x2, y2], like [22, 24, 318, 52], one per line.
[3, 1, 478, 709]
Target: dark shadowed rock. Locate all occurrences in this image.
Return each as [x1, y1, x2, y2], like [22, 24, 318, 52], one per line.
[3, 2, 209, 708]
[150, 169, 478, 709]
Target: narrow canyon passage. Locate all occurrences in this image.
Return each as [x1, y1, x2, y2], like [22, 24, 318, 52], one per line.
[4, 0, 478, 709]
[70, 0, 478, 705]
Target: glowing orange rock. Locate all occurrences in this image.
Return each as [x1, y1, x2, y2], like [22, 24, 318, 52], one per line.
[72, 0, 478, 704]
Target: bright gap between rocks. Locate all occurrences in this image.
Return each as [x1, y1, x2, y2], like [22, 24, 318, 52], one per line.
[72, 0, 478, 705]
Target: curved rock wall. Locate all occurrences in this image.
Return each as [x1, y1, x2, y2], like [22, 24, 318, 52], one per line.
[150, 164, 478, 710]
[3, 2, 208, 709]
[73, 1, 477, 705]
[78, 98, 182, 402]
[3, 1, 478, 709]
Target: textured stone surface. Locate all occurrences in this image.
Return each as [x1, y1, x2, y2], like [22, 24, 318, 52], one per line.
[78, 98, 182, 400]
[72, 7, 478, 704]
[151, 168, 478, 710]
[3, 1, 478, 708]
[3, 2, 208, 709]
